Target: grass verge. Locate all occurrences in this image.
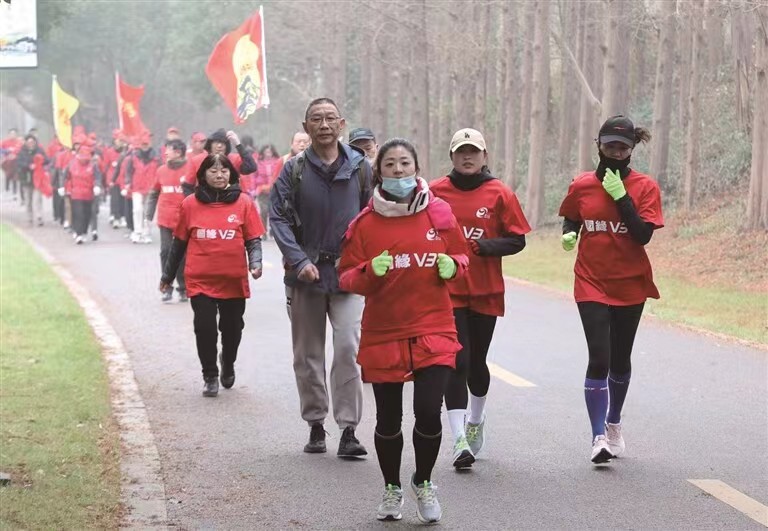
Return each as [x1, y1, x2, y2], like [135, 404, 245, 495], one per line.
[0, 223, 121, 528]
[503, 229, 767, 345]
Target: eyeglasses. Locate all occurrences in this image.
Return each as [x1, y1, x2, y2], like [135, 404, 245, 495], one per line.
[308, 115, 340, 126]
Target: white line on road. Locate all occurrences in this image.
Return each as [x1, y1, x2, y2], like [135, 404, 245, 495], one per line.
[688, 479, 768, 527]
[488, 362, 537, 387]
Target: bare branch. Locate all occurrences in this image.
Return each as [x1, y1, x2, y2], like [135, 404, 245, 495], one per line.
[550, 28, 602, 114]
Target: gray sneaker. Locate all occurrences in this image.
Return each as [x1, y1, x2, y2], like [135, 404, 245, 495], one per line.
[376, 484, 403, 521]
[466, 416, 485, 456]
[410, 474, 442, 524]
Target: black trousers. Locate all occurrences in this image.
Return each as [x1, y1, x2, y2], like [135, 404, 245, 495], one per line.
[71, 199, 92, 236]
[190, 295, 246, 379]
[159, 227, 186, 291]
[373, 365, 451, 486]
[577, 301, 645, 380]
[444, 308, 497, 410]
[109, 185, 123, 219]
[53, 190, 64, 223]
[125, 197, 134, 231]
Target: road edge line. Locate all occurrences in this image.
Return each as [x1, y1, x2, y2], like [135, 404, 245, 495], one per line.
[10, 224, 168, 529]
[688, 479, 768, 527]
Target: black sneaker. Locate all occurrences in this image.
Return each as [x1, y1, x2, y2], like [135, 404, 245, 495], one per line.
[161, 289, 173, 303]
[219, 353, 235, 389]
[202, 377, 218, 397]
[337, 426, 367, 458]
[304, 423, 327, 453]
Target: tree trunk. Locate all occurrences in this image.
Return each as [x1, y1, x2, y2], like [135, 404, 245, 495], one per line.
[649, 0, 677, 190]
[557, 0, 580, 172]
[732, 11, 756, 132]
[576, 1, 603, 171]
[474, 2, 489, 131]
[525, 0, 550, 228]
[502, 0, 520, 187]
[493, 7, 508, 175]
[683, 1, 704, 210]
[371, 44, 388, 141]
[411, 0, 431, 177]
[360, 39, 372, 125]
[747, 6, 768, 229]
[678, 5, 693, 130]
[518, 2, 536, 142]
[601, 0, 631, 121]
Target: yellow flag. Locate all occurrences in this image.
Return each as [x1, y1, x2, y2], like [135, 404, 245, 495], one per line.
[52, 76, 79, 148]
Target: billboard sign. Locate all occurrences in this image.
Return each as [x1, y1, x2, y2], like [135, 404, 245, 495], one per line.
[0, 0, 38, 68]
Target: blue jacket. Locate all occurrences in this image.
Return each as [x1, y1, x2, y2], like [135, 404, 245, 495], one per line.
[269, 142, 372, 293]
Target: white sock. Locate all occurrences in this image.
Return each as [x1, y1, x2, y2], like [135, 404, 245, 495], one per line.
[446, 409, 466, 440]
[468, 394, 487, 424]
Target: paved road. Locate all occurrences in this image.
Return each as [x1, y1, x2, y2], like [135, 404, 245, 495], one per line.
[3, 198, 766, 529]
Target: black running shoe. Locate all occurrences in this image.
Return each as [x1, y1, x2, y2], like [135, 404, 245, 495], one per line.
[202, 377, 219, 397]
[337, 426, 367, 458]
[304, 423, 327, 453]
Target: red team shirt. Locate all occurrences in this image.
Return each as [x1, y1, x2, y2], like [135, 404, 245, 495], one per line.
[173, 193, 265, 299]
[558, 169, 664, 306]
[152, 161, 190, 230]
[339, 196, 469, 382]
[430, 177, 531, 316]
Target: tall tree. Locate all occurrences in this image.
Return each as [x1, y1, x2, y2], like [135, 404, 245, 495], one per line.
[411, 0, 431, 177]
[518, 2, 536, 142]
[683, 1, 705, 210]
[747, 5, 768, 229]
[557, 0, 581, 172]
[601, 0, 632, 120]
[649, 0, 677, 189]
[502, 1, 521, 188]
[525, 0, 550, 228]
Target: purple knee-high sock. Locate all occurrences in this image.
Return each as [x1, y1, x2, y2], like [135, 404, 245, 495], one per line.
[607, 371, 631, 424]
[584, 378, 609, 438]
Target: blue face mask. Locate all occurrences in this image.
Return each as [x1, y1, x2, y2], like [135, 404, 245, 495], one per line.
[381, 175, 417, 198]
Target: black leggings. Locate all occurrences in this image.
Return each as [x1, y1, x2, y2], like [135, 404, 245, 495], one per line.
[577, 301, 644, 379]
[444, 308, 497, 410]
[71, 199, 93, 236]
[373, 365, 451, 487]
[190, 295, 246, 379]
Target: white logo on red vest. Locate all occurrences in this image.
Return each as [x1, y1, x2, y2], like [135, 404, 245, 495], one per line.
[393, 252, 439, 269]
[195, 228, 237, 240]
[583, 220, 627, 234]
[426, 228, 441, 241]
[476, 207, 490, 219]
[227, 214, 240, 223]
[462, 226, 485, 240]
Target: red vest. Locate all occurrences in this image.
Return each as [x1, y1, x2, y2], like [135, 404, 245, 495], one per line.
[154, 161, 190, 229]
[68, 159, 96, 201]
[129, 154, 158, 194]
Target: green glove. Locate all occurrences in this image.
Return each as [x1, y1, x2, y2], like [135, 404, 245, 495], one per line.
[561, 231, 578, 251]
[437, 253, 457, 280]
[371, 250, 393, 277]
[602, 168, 627, 200]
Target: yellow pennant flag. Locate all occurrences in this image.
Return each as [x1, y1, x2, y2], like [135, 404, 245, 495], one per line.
[52, 75, 79, 148]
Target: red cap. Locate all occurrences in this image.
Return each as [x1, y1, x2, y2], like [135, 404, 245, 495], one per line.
[77, 144, 93, 159]
[191, 132, 206, 142]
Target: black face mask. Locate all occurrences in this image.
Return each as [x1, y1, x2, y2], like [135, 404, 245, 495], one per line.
[596, 152, 631, 180]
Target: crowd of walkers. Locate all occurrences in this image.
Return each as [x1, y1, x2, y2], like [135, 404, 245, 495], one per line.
[1, 97, 663, 524]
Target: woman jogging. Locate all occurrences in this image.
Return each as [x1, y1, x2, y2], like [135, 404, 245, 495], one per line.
[430, 128, 531, 469]
[160, 153, 265, 397]
[339, 138, 468, 524]
[558, 115, 663, 464]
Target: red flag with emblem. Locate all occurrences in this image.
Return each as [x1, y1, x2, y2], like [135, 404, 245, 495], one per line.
[115, 72, 148, 137]
[205, 6, 270, 124]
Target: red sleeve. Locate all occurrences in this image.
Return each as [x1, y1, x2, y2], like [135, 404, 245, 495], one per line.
[173, 199, 191, 241]
[637, 180, 664, 229]
[338, 222, 384, 296]
[242, 196, 265, 240]
[558, 179, 581, 221]
[500, 188, 532, 235]
[443, 218, 469, 281]
[271, 157, 284, 182]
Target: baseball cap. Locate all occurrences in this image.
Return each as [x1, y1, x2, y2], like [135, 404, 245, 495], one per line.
[599, 115, 635, 147]
[450, 128, 486, 152]
[348, 127, 375, 144]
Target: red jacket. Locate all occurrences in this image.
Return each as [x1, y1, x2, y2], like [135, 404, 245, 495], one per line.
[32, 154, 53, 197]
[67, 158, 97, 201]
[101, 146, 122, 186]
[339, 185, 468, 383]
[126, 150, 159, 194]
[152, 160, 190, 229]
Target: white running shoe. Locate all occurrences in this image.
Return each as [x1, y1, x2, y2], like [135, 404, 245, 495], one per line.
[74, 235, 85, 245]
[376, 484, 403, 521]
[591, 434, 614, 464]
[606, 423, 625, 457]
[410, 474, 442, 524]
[452, 434, 475, 469]
[130, 232, 142, 243]
[466, 416, 485, 456]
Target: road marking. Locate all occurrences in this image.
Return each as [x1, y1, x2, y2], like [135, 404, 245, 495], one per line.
[488, 362, 536, 387]
[688, 479, 768, 527]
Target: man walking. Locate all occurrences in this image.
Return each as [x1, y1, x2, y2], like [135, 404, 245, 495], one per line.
[270, 98, 372, 457]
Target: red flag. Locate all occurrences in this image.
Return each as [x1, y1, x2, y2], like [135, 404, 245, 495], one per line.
[115, 72, 148, 137]
[206, 6, 270, 123]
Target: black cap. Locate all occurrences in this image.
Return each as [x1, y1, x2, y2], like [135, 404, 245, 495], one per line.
[599, 115, 635, 147]
[348, 127, 375, 144]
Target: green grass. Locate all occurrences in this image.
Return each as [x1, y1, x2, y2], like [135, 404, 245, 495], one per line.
[503, 231, 768, 345]
[0, 224, 120, 529]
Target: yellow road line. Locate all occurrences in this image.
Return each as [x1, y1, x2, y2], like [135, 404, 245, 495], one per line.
[688, 479, 768, 527]
[488, 362, 536, 388]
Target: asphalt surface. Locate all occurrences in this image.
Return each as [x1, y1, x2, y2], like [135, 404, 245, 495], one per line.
[3, 197, 766, 530]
